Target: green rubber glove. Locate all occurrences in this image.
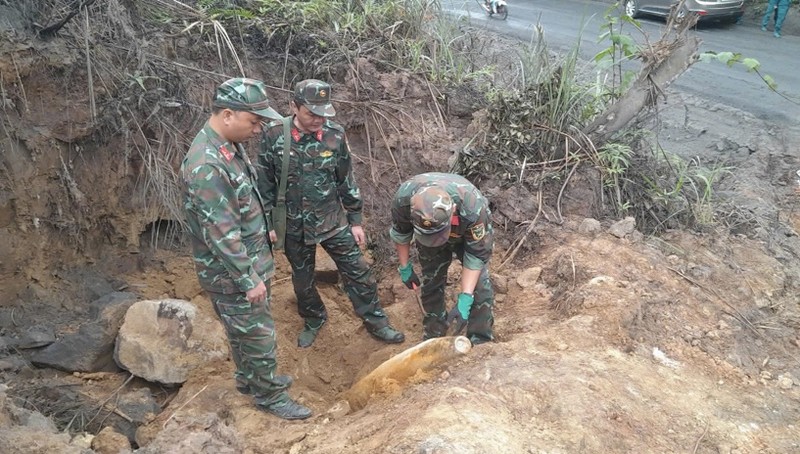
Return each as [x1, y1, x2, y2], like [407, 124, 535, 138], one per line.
[398, 262, 421, 289]
[447, 292, 474, 335]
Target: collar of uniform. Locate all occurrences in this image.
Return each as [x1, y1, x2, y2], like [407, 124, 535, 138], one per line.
[203, 121, 239, 158]
[291, 126, 324, 142]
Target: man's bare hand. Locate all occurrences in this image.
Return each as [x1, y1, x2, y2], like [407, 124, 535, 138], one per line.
[351, 225, 366, 246]
[269, 230, 277, 243]
[246, 281, 267, 304]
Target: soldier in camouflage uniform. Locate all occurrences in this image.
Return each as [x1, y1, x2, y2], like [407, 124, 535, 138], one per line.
[390, 173, 495, 345]
[257, 79, 404, 348]
[181, 78, 311, 420]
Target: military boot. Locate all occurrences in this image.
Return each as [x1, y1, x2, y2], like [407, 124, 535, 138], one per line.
[297, 318, 326, 348]
[236, 374, 293, 395]
[368, 325, 405, 344]
[256, 398, 312, 420]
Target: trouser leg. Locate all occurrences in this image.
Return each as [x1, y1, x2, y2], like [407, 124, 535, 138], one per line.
[762, 0, 778, 27]
[208, 288, 288, 405]
[284, 235, 327, 323]
[775, 0, 789, 33]
[320, 228, 388, 331]
[418, 243, 454, 339]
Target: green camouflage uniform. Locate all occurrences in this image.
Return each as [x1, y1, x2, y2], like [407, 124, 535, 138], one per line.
[181, 78, 289, 406]
[257, 80, 390, 332]
[390, 172, 495, 343]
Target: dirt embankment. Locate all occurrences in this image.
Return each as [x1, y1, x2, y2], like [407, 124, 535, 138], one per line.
[1, 1, 799, 453]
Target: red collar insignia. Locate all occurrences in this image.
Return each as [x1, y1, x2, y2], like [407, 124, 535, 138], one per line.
[219, 145, 234, 162]
[451, 215, 460, 226]
[290, 128, 324, 142]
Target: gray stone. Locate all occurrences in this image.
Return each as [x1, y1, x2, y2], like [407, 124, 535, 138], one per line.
[30, 321, 122, 372]
[777, 373, 794, 390]
[135, 413, 243, 454]
[16, 325, 55, 349]
[491, 273, 509, 295]
[0, 336, 12, 351]
[0, 355, 27, 372]
[84, 274, 117, 301]
[517, 267, 542, 289]
[609, 216, 636, 238]
[114, 299, 228, 385]
[89, 292, 138, 322]
[578, 218, 602, 234]
[30, 293, 137, 373]
[112, 388, 162, 443]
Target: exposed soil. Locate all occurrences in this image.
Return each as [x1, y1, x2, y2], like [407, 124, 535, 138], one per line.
[1, 1, 799, 453]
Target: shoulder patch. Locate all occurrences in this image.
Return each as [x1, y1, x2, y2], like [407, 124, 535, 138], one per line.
[325, 120, 345, 133]
[219, 145, 234, 162]
[469, 222, 486, 240]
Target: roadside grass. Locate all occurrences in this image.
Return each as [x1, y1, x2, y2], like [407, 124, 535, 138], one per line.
[451, 0, 737, 236]
[10, 0, 737, 248]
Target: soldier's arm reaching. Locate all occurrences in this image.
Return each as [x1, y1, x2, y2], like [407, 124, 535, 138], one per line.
[186, 163, 263, 292]
[389, 194, 421, 289]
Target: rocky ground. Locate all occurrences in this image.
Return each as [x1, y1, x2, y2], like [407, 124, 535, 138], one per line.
[1, 1, 799, 453]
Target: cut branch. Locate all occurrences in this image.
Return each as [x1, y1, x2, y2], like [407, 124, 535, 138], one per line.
[584, 14, 701, 143]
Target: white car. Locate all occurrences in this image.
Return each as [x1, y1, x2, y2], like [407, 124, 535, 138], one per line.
[624, 0, 744, 23]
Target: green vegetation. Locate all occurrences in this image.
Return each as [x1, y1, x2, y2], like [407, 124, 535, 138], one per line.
[12, 0, 745, 248]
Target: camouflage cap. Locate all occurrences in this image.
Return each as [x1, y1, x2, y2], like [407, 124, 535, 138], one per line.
[294, 79, 336, 117]
[213, 78, 282, 120]
[410, 186, 454, 248]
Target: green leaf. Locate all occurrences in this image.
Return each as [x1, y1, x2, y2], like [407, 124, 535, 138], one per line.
[698, 52, 716, 63]
[763, 74, 777, 90]
[742, 58, 760, 72]
[715, 51, 734, 65]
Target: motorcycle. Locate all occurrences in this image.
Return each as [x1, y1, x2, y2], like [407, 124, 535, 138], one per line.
[476, 0, 508, 20]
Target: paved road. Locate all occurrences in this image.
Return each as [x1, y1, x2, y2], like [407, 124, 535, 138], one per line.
[444, 0, 798, 125]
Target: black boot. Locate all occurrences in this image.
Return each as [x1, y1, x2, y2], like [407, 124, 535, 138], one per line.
[256, 398, 312, 420]
[236, 374, 293, 395]
[298, 318, 326, 348]
[368, 325, 405, 344]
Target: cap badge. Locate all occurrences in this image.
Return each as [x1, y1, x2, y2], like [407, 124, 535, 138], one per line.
[319, 89, 327, 98]
[423, 220, 432, 227]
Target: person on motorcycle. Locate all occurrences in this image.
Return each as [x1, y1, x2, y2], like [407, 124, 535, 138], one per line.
[485, 0, 498, 14]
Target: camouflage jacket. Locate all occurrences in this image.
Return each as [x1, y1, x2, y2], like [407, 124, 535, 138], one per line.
[390, 172, 493, 270]
[257, 118, 363, 245]
[181, 122, 275, 294]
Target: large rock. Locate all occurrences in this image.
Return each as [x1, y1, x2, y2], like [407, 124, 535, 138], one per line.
[30, 292, 138, 372]
[16, 325, 55, 349]
[114, 299, 227, 385]
[609, 216, 636, 238]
